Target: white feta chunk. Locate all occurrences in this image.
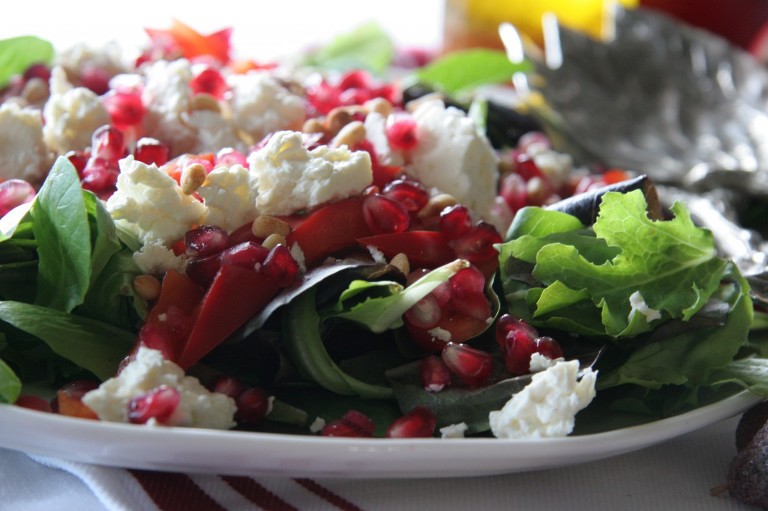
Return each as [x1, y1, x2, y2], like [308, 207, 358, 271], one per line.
[406, 100, 498, 220]
[489, 360, 596, 439]
[132, 240, 189, 275]
[440, 422, 468, 439]
[247, 130, 372, 216]
[42, 66, 110, 154]
[82, 347, 236, 430]
[106, 156, 207, 245]
[197, 163, 259, 232]
[227, 72, 305, 143]
[0, 103, 51, 182]
[141, 59, 197, 155]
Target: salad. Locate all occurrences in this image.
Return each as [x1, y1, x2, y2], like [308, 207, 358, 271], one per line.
[0, 20, 766, 440]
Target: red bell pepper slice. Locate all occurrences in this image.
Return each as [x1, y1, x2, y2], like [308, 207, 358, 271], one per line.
[176, 265, 281, 369]
[135, 270, 204, 362]
[286, 197, 373, 267]
[357, 231, 455, 268]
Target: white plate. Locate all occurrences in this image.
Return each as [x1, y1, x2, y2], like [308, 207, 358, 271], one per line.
[0, 391, 759, 478]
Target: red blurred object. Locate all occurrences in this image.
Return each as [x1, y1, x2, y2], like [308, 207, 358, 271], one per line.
[640, 0, 768, 52]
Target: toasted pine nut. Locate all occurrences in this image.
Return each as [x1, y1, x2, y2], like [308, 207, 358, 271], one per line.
[302, 118, 325, 134]
[133, 274, 161, 301]
[364, 97, 393, 117]
[331, 121, 366, 148]
[418, 193, 458, 219]
[180, 163, 208, 195]
[252, 215, 292, 239]
[189, 93, 221, 113]
[22, 78, 48, 104]
[326, 108, 353, 136]
[262, 233, 286, 250]
[390, 253, 410, 276]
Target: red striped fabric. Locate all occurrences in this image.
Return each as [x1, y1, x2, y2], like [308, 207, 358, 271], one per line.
[128, 470, 365, 511]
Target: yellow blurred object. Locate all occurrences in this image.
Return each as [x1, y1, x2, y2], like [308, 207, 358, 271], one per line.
[443, 0, 639, 52]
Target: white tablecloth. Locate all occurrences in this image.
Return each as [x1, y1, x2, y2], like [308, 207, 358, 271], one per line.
[0, 416, 756, 511]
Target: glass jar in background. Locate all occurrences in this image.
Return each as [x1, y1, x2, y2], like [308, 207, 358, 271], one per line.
[442, 0, 638, 52]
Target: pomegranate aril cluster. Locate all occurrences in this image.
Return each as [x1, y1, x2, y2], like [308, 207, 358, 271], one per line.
[495, 314, 564, 376]
[320, 407, 437, 438]
[306, 70, 399, 116]
[208, 375, 272, 425]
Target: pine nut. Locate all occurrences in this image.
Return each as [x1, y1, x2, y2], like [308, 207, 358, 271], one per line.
[418, 193, 458, 219]
[332, 121, 366, 148]
[180, 163, 208, 195]
[21, 78, 48, 104]
[364, 97, 393, 117]
[302, 118, 325, 134]
[189, 93, 221, 113]
[390, 252, 410, 276]
[262, 233, 286, 250]
[133, 274, 161, 301]
[325, 108, 354, 136]
[252, 215, 291, 239]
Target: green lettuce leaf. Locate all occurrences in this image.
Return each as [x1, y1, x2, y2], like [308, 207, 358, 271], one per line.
[304, 22, 394, 74]
[499, 190, 730, 338]
[413, 49, 532, 95]
[0, 36, 54, 88]
[0, 356, 21, 404]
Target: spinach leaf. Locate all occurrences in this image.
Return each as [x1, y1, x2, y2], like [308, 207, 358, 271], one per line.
[0, 356, 21, 404]
[304, 22, 394, 75]
[30, 158, 92, 312]
[413, 49, 532, 95]
[0, 36, 54, 88]
[0, 301, 134, 381]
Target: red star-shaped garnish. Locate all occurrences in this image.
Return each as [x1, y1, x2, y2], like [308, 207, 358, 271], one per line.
[144, 20, 232, 64]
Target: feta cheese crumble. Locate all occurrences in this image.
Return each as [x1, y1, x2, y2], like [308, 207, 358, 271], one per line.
[197, 163, 259, 232]
[82, 347, 237, 430]
[406, 100, 498, 221]
[439, 422, 469, 439]
[132, 240, 190, 275]
[0, 103, 51, 182]
[628, 290, 662, 323]
[248, 130, 373, 216]
[489, 360, 597, 439]
[106, 156, 207, 245]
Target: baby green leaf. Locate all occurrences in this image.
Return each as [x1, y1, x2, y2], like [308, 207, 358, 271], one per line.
[414, 49, 532, 95]
[0, 36, 54, 88]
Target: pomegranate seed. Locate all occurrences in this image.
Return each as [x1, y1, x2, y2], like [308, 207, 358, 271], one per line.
[382, 179, 428, 213]
[535, 336, 564, 360]
[15, 395, 53, 413]
[495, 314, 539, 348]
[215, 147, 248, 167]
[190, 67, 228, 99]
[22, 63, 51, 83]
[128, 385, 181, 424]
[451, 222, 502, 265]
[52, 380, 100, 419]
[321, 410, 376, 437]
[338, 70, 371, 90]
[81, 158, 119, 196]
[207, 375, 246, 399]
[386, 406, 436, 438]
[103, 90, 145, 129]
[185, 253, 222, 287]
[91, 125, 126, 162]
[439, 204, 473, 240]
[235, 387, 271, 424]
[404, 294, 441, 329]
[385, 116, 419, 151]
[500, 172, 529, 212]
[441, 343, 493, 387]
[450, 266, 486, 295]
[134, 138, 170, 166]
[501, 329, 538, 376]
[0, 179, 35, 216]
[185, 225, 229, 257]
[517, 131, 551, 153]
[262, 244, 299, 286]
[79, 64, 111, 95]
[363, 194, 410, 234]
[419, 355, 452, 392]
[307, 81, 341, 115]
[220, 241, 269, 269]
[513, 152, 544, 181]
[65, 149, 90, 175]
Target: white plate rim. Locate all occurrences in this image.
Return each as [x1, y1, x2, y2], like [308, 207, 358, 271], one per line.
[0, 390, 759, 478]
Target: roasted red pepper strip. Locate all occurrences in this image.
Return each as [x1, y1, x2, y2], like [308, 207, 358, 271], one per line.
[177, 265, 281, 369]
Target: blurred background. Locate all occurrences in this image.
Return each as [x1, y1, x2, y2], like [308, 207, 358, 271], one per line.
[2, 0, 767, 59]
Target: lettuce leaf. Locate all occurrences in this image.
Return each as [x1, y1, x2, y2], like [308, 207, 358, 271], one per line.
[500, 190, 730, 338]
[0, 36, 53, 88]
[304, 22, 394, 74]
